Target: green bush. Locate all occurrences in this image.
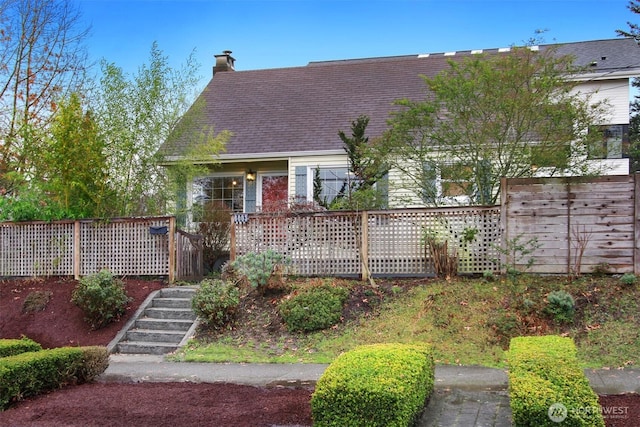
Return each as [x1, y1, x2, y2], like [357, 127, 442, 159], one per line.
[191, 279, 240, 328]
[0, 347, 84, 410]
[620, 273, 637, 286]
[544, 290, 575, 324]
[71, 270, 131, 330]
[0, 346, 108, 410]
[230, 250, 290, 293]
[76, 346, 110, 383]
[278, 284, 349, 332]
[311, 343, 435, 427]
[508, 336, 604, 427]
[0, 338, 42, 358]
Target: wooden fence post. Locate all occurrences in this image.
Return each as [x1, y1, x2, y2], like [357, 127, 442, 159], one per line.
[73, 220, 80, 280]
[635, 173, 640, 275]
[230, 215, 236, 261]
[168, 217, 176, 283]
[361, 211, 369, 282]
[500, 177, 508, 274]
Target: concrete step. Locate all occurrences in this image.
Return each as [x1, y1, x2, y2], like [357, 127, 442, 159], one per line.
[117, 341, 179, 355]
[144, 307, 197, 320]
[152, 297, 193, 309]
[160, 287, 197, 299]
[134, 318, 194, 331]
[109, 286, 200, 356]
[125, 329, 186, 344]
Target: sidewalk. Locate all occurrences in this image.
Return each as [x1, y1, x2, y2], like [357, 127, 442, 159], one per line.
[100, 354, 640, 395]
[99, 355, 639, 427]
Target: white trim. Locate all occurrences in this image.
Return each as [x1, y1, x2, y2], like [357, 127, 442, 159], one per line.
[569, 69, 640, 81]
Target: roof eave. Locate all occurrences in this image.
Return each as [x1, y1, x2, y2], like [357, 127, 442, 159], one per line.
[161, 149, 346, 165]
[570, 69, 640, 81]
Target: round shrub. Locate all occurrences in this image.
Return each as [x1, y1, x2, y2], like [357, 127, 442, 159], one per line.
[544, 290, 575, 324]
[278, 284, 350, 332]
[71, 270, 131, 330]
[230, 250, 290, 293]
[620, 273, 637, 286]
[191, 279, 240, 328]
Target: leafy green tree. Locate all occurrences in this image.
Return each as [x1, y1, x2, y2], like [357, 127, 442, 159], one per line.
[617, 0, 640, 40]
[0, 93, 110, 221]
[0, 0, 89, 195]
[617, 1, 640, 172]
[35, 93, 110, 218]
[331, 115, 387, 210]
[94, 42, 225, 217]
[628, 98, 640, 172]
[375, 46, 608, 206]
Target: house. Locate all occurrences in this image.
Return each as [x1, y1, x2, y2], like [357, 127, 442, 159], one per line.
[160, 38, 640, 219]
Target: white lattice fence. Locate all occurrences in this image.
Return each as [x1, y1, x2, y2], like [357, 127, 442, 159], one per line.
[0, 217, 176, 279]
[368, 207, 501, 275]
[0, 221, 75, 276]
[79, 218, 171, 276]
[233, 207, 502, 277]
[234, 212, 362, 276]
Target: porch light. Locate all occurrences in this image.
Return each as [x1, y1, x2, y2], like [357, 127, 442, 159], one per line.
[246, 170, 256, 182]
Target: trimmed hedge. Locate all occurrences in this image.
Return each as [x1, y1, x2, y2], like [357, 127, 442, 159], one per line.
[311, 343, 434, 427]
[0, 346, 109, 410]
[0, 338, 42, 358]
[508, 336, 605, 427]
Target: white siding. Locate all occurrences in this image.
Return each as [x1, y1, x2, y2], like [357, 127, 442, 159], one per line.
[387, 166, 425, 208]
[573, 79, 630, 124]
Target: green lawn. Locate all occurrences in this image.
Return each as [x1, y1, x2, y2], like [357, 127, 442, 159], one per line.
[170, 274, 640, 369]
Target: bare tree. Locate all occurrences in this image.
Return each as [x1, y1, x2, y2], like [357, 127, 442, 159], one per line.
[0, 0, 89, 194]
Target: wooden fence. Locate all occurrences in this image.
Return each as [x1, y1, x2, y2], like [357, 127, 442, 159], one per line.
[232, 174, 640, 277]
[502, 175, 639, 275]
[232, 207, 502, 277]
[3, 174, 639, 280]
[0, 217, 202, 282]
[175, 229, 204, 281]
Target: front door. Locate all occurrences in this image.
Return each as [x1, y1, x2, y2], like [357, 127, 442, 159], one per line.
[259, 174, 288, 212]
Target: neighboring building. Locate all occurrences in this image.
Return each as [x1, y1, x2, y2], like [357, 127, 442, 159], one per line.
[160, 38, 640, 219]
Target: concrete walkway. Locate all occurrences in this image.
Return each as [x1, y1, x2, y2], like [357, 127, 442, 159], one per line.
[99, 355, 640, 427]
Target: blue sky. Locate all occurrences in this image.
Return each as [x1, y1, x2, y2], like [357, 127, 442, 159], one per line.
[75, 0, 636, 90]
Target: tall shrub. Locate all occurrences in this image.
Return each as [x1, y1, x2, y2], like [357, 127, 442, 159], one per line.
[71, 270, 131, 330]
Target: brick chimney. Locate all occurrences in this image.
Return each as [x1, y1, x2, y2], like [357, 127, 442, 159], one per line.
[214, 50, 235, 75]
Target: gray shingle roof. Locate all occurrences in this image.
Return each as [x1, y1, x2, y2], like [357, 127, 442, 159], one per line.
[161, 38, 640, 159]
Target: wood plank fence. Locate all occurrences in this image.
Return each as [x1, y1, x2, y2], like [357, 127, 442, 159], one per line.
[502, 175, 639, 275]
[0, 217, 203, 282]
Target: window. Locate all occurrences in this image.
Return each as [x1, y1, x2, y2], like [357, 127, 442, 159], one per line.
[588, 124, 628, 159]
[420, 161, 492, 205]
[312, 167, 352, 205]
[192, 176, 244, 219]
[440, 164, 473, 198]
